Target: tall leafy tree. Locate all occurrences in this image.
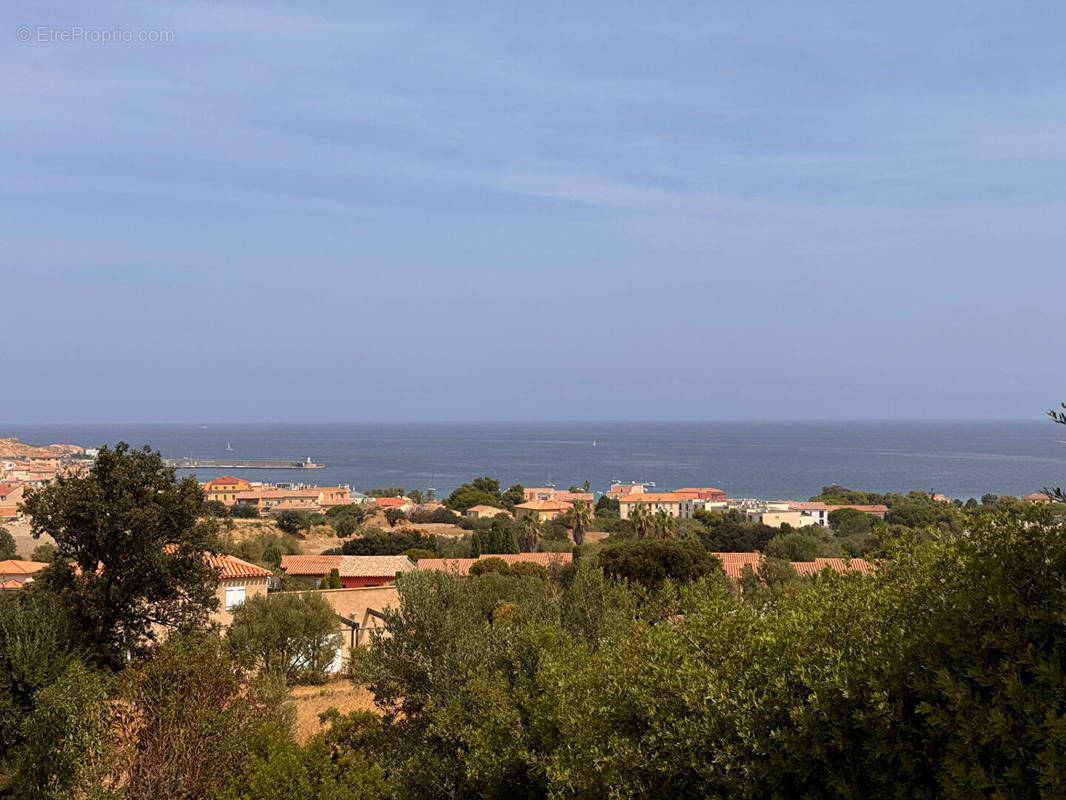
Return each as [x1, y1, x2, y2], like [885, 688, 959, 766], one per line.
[0, 527, 17, 560]
[517, 514, 541, 552]
[20, 443, 220, 669]
[226, 593, 342, 684]
[628, 502, 652, 540]
[650, 510, 677, 540]
[568, 500, 593, 546]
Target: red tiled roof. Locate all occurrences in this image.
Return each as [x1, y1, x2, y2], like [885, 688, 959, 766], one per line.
[515, 500, 572, 511]
[339, 555, 414, 578]
[280, 555, 341, 575]
[279, 554, 414, 578]
[788, 501, 831, 511]
[0, 560, 48, 575]
[713, 552, 763, 579]
[373, 496, 408, 508]
[236, 489, 321, 500]
[416, 552, 573, 576]
[0, 483, 19, 498]
[711, 552, 876, 579]
[205, 475, 249, 487]
[834, 504, 889, 513]
[467, 504, 505, 513]
[205, 553, 271, 580]
[789, 557, 876, 576]
[618, 492, 687, 504]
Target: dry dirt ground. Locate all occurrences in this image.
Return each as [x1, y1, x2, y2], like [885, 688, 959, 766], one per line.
[4, 519, 52, 559]
[290, 679, 382, 741]
[220, 518, 342, 555]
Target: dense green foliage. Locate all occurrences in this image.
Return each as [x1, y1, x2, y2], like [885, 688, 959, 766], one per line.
[20, 443, 220, 669]
[445, 477, 524, 513]
[227, 593, 343, 685]
[763, 527, 842, 561]
[339, 529, 437, 557]
[0, 527, 16, 560]
[275, 509, 312, 535]
[346, 508, 1066, 798]
[0, 591, 82, 762]
[598, 539, 721, 587]
[28, 543, 57, 563]
[445, 476, 503, 512]
[10, 443, 1066, 797]
[384, 508, 408, 527]
[221, 528, 302, 570]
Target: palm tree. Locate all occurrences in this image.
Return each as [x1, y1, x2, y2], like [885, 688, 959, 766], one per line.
[629, 502, 652, 540]
[517, 513, 541, 552]
[569, 500, 593, 547]
[651, 510, 677, 540]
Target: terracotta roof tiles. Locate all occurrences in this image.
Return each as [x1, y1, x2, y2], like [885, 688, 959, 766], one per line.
[416, 552, 573, 576]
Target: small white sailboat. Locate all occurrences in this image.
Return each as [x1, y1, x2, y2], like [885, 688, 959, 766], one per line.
[225, 442, 234, 451]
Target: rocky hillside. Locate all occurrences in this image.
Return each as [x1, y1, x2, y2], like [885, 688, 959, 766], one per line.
[0, 437, 84, 458]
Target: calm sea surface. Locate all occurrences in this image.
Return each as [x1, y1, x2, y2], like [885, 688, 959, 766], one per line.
[4, 421, 1064, 501]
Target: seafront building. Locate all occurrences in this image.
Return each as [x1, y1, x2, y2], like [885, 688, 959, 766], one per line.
[203, 475, 254, 504]
[513, 499, 572, 522]
[618, 492, 695, 519]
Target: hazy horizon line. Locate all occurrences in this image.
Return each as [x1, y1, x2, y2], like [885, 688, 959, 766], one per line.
[1, 417, 1050, 427]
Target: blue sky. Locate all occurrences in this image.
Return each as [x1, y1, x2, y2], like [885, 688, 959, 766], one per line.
[2, 1, 1064, 422]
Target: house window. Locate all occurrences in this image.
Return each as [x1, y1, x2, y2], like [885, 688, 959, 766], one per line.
[225, 585, 246, 610]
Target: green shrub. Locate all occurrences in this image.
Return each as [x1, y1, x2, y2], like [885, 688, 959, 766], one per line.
[598, 539, 720, 588]
[227, 594, 342, 685]
[469, 557, 512, 577]
[274, 509, 312, 535]
[402, 548, 436, 562]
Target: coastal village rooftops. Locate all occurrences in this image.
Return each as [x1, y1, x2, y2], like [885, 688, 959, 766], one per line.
[205, 553, 271, 580]
[415, 552, 573, 576]
[790, 557, 876, 576]
[373, 496, 409, 508]
[787, 502, 888, 514]
[714, 552, 764, 579]
[235, 489, 321, 501]
[712, 552, 876, 580]
[674, 487, 727, 499]
[280, 554, 415, 578]
[271, 499, 318, 510]
[523, 488, 594, 503]
[0, 560, 49, 576]
[514, 499, 572, 511]
[204, 475, 252, 487]
[618, 492, 688, 504]
[467, 504, 504, 513]
[338, 556, 415, 578]
[1023, 492, 1051, 503]
[552, 491, 593, 503]
[280, 555, 341, 576]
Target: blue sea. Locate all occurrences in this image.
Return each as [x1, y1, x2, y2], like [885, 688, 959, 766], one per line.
[4, 421, 1064, 502]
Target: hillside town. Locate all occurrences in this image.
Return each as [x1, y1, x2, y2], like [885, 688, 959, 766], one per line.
[2, 437, 1063, 798]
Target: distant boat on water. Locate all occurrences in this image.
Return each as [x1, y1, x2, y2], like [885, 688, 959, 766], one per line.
[225, 442, 233, 451]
